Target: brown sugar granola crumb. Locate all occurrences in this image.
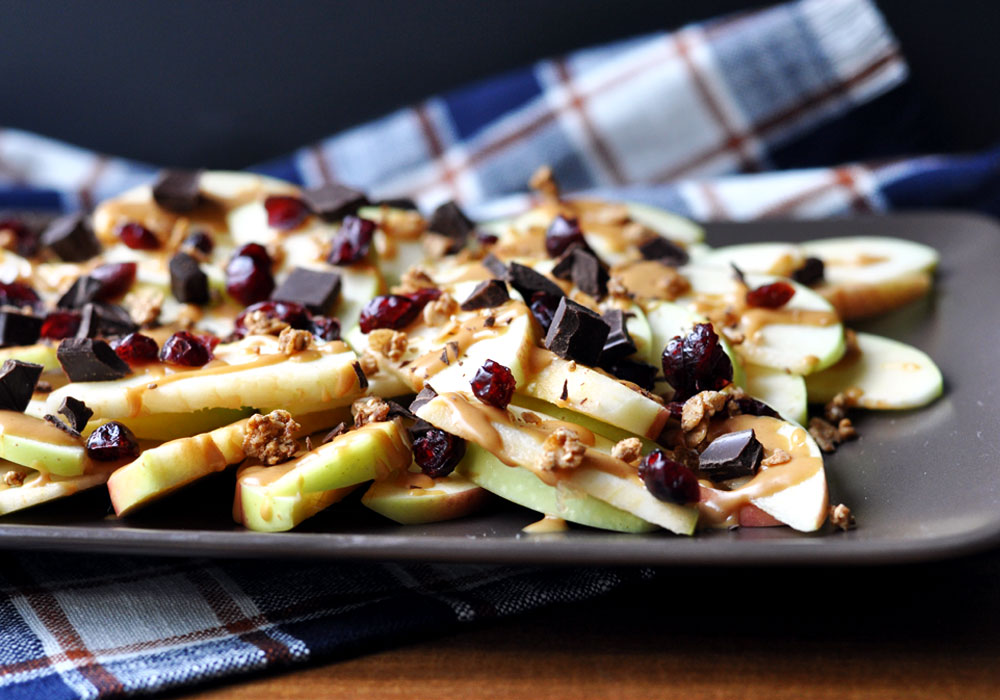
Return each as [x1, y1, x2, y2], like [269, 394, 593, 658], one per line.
[243, 309, 289, 336]
[394, 266, 437, 293]
[422, 293, 458, 326]
[761, 448, 792, 466]
[3, 470, 25, 487]
[359, 351, 380, 376]
[539, 428, 586, 470]
[529, 165, 560, 201]
[352, 396, 391, 427]
[277, 326, 314, 355]
[368, 329, 408, 361]
[611, 437, 643, 466]
[125, 289, 163, 327]
[243, 410, 301, 465]
[824, 390, 860, 423]
[829, 503, 856, 531]
[681, 390, 729, 447]
[808, 416, 858, 453]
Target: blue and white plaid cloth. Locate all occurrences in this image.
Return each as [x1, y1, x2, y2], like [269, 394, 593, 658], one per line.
[1, 0, 998, 697]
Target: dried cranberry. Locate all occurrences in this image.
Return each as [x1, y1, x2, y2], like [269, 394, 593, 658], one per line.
[358, 289, 441, 333]
[159, 330, 213, 366]
[731, 397, 780, 419]
[406, 287, 442, 306]
[86, 421, 140, 462]
[90, 262, 137, 301]
[235, 300, 312, 333]
[327, 215, 376, 265]
[310, 316, 341, 341]
[183, 230, 214, 255]
[116, 222, 160, 250]
[113, 332, 159, 365]
[470, 359, 516, 409]
[528, 291, 560, 333]
[476, 230, 499, 246]
[0, 281, 43, 311]
[0, 218, 38, 257]
[226, 245, 274, 306]
[40, 310, 81, 339]
[638, 450, 700, 504]
[265, 195, 310, 230]
[661, 323, 733, 402]
[545, 215, 586, 258]
[746, 281, 795, 309]
[412, 428, 466, 478]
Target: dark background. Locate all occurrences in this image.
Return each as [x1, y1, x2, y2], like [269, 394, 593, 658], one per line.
[1, 1, 998, 168]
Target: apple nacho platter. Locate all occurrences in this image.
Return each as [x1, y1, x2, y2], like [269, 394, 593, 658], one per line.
[0, 167, 994, 565]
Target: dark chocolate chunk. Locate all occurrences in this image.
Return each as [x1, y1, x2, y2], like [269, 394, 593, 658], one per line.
[0, 311, 43, 347]
[481, 253, 509, 279]
[0, 359, 43, 412]
[638, 237, 689, 267]
[600, 309, 637, 362]
[40, 213, 101, 262]
[792, 257, 825, 286]
[543, 297, 610, 366]
[75, 303, 138, 339]
[57, 338, 131, 382]
[0, 211, 58, 257]
[56, 275, 102, 309]
[698, 428, 763, 481]
[460, 279, 510, 311]
[57, 396, 93, 432]
[169, 252, 210, 305]
[569, 248, 609, 299]
[352, 361, 369, 391]
[560, 380, 569, 401]
[322, 422, 347, 444]
[508, 262, 564, 303]
[44, 413, 81, 438]
[152, 170, 202, 212]
[600, 358, 658, 391]
[303, 183, 369, 221]
[385, 400, 417, 421]
[409, 386, 438, 414]
[271, 267, 342, 315]
[428, 201, 474, 243]
[550, 251, 574, 281]
[374, 197, 418, 211]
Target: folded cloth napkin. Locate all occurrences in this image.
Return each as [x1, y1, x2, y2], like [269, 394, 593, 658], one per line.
[1, 0, 997, 697]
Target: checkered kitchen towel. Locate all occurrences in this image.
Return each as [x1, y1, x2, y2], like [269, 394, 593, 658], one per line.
[2, 0, 998, 697]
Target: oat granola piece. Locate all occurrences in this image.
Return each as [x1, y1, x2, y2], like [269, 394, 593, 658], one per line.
[611, 437, 643, 466]
[352, 396, 391, 427]
[761, 448, 792, 467]
[539, 427, 586, 470]
[529, 165, 560, 201]
[607, 276, 632, 299]
[621, 222, 655, 247]
[829, 503, 856, 531]
[359, 350, 380, 376]
[277, 326, 313, 355]
[657, 267, 692, 300]
[243, 309, 289, 336]
[422, 292, 458, 326]
[368, 328, 408, 361]
[173, 303, 202, 330]
[587, 202, 631, 225]
[808, 416, 858, 453]
[243, 410, 301, 465]
[125, 288, 164, 327]
[380, 208, 426, 240]
[423, 233, 455, 258]
[394, 266, 437, 293]
[3, 470, 25, 487]
[824, 390, 858, 423]
[681, 390, 729, 447]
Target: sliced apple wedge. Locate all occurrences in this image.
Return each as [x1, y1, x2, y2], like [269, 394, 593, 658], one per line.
[86, 407, 253, 441]
[0, 410, 90, 477]
[694, 242, 804, 277]
[743, 364, 808, 425]
[0, 344, 60, 372]
[0, 461, 116, 516]
[236, 478, 358, 532]
[805, 332, 943, 409]
[361, 469, 490, 524]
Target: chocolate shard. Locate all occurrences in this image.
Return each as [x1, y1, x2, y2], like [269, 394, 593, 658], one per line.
[508, 262, 564, 303]
[409, 386, 438, 414]
[374, 197, 418, 211]
[152, 170, 202, 212]
[481, 253, 509, 279]
[75, 303, 138, 339]
[40, 213, 102, 263]
[322, 422, 347, 444]
[460, 279, 510, 311]
[0, 311, 43, 347]
[57, 395, 94, 432]
[56, 275, 103, 309]
[271, 267, 342, 315]
[550, 247, 576, 281]
[600, 309, 637, 362]
[698, 428, 764, 481]
[638, 237, 689, 267]
[385, 400, 417, 421]
[544, 297, 610, 366]
[352, 361, 369, 391]
[792, 257, 825, 287]
[569, 248, 609, 299]
[0, 359, 43, 412]
[57, 338, 131, 382]
[44, 413, 81, 438]
[303, 183, 369, 221]
[169, 252, 210, 305]
[428, 201, 475, 244]
[600, 357, 658, 391]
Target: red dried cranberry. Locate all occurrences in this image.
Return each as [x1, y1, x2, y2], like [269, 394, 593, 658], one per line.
[235, 300, 312, 333]
[638, 450, 700, 504]
[159, 330, 213, 366]
[476, 230, 499, 246]
[746, 281, 796, 309]
[0, 218, 39, 257]
[197, 333, 221, 352]
[113, 332, 159, 365]
[358, 289, 441, 333]
[407, 287, 442, 306]
[90, 262, 137, 301]
[327, 215, 376, 265]
[412, 428, 466, 478]
[117, 222, 160, 250]
[183, 230, 214, 255]
[0, 281, 43, 311]
[40, 310, 81, 339]
[545, 215, 586, 258]
[265, 195, 310, 230]
[528, 291, 560, 333]
[470, 359, 516, 409]
[310, 316, 341, 341]
[86, 421, 140, 462]
[226, 245, 274, 306]
[661, 323, 733, 402]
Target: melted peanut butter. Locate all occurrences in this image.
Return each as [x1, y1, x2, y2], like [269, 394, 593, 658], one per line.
[0, 410, 83, 447]
[612, 260, 690, 300]
[522, 515, 569, 533]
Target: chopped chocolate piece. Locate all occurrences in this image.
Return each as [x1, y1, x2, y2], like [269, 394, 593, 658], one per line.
[550, 246, 578, 281]
[57, 338, 131, 382]
[169, 252, 210, 305]
[385, 400, 417, 421]
[408, 418, 436, 441]
[638, 237, 689, 266]
[508, 262, 564, 303]
[75, 303, 138, 339]
[439, 348, 450, 365]
[0, 359, 43, 412]
[271, 267, 342, 315]
[601, 358, 657, 391]
[793, 257, 825, 286]
[560, 379, 569, 401]
[481, 253, 509, 279]
[544, 297, 610, 366]
[460, 279, 510, 311]
[152, 170, 202, 212]
[322, 422, 347, 444]
[409, 386, 438, 414]
[730, 262, 748, 286]
[44, 414, 81, 438]
[483, 315, 495, 328]
[375, 197, 418, 211]
[698, 428, 763, 481]
[56, 275, 102, 309]
[303, 183, 369, 221]
[731, 396, 780, 419]
[569, 248, 609, 299]
[40, 213, 101, 262]
[0, 311, 43, 347]
[427, 201, 474, 244]
[57, 396, 93, 432]
[352, 361, 369, 390]
[600, 309, 637, 361]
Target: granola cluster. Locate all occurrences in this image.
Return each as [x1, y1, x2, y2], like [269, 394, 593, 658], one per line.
[242, 410, 301, 465]
[539, 428, 586, 470]
[352, 396, 391, 428]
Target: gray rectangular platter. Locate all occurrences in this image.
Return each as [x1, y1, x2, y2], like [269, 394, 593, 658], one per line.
[1, 213, 997, 566]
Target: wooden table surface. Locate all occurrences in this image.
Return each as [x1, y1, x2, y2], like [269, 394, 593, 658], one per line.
[176, 551, 1000, 700]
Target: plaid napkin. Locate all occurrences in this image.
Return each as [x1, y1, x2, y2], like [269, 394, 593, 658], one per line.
[1, 0, 997, 697]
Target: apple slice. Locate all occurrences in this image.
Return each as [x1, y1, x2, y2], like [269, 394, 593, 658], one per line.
[236, 478, 358, 533]
[624, 201, 705, 245]
[804, 332, 943, 409]
[361, 469, 490, 524]
[742, 364, 808, 425]
[0, 410, 90, 477]
[643, 300, 746, 389]
[86, 407, 253, 441]
[0, 461, 115, 516]
[0, 344, 60, 372]
[459, 443, 655, 533]
[694, 242, 804, 277]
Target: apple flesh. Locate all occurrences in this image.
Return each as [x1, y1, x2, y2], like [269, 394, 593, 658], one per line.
[236, 478, 357, 533]
[86, 407, 253, 441]
[0, 461, 115, 516]
[0, 410, 90, 477]
[0, 344, 60, 372]
[361, 470, 490, 524]
[743, 363, 808, 425]
[643, 300, 746, 389]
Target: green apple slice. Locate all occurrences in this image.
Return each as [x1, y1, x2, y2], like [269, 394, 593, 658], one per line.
[236, 478, 358, 532]
[800, 236, 938, 284]
[805, 332, 943, 409]
[0, 461, 115, 516]
[624, 202, 704, 245]
[0, 248, 32, 284]
[361, 469, 490, 524]
[0, 410, 90, 477]
[743, 364, 808, 425]
[459, 444, 655, 533]
[512, 394, 657, 450]
[87, 407, 253, 441]
[694, 242, 804, 276]
[0, 344, 60, 372]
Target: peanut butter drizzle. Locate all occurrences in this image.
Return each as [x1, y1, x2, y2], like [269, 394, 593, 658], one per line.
[522, 515, 569, 533]
[0, 410, 84, 447]
[612, 260, 689, 300]
[697, 414, 823, 528]
[691, 287, 839, 340]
